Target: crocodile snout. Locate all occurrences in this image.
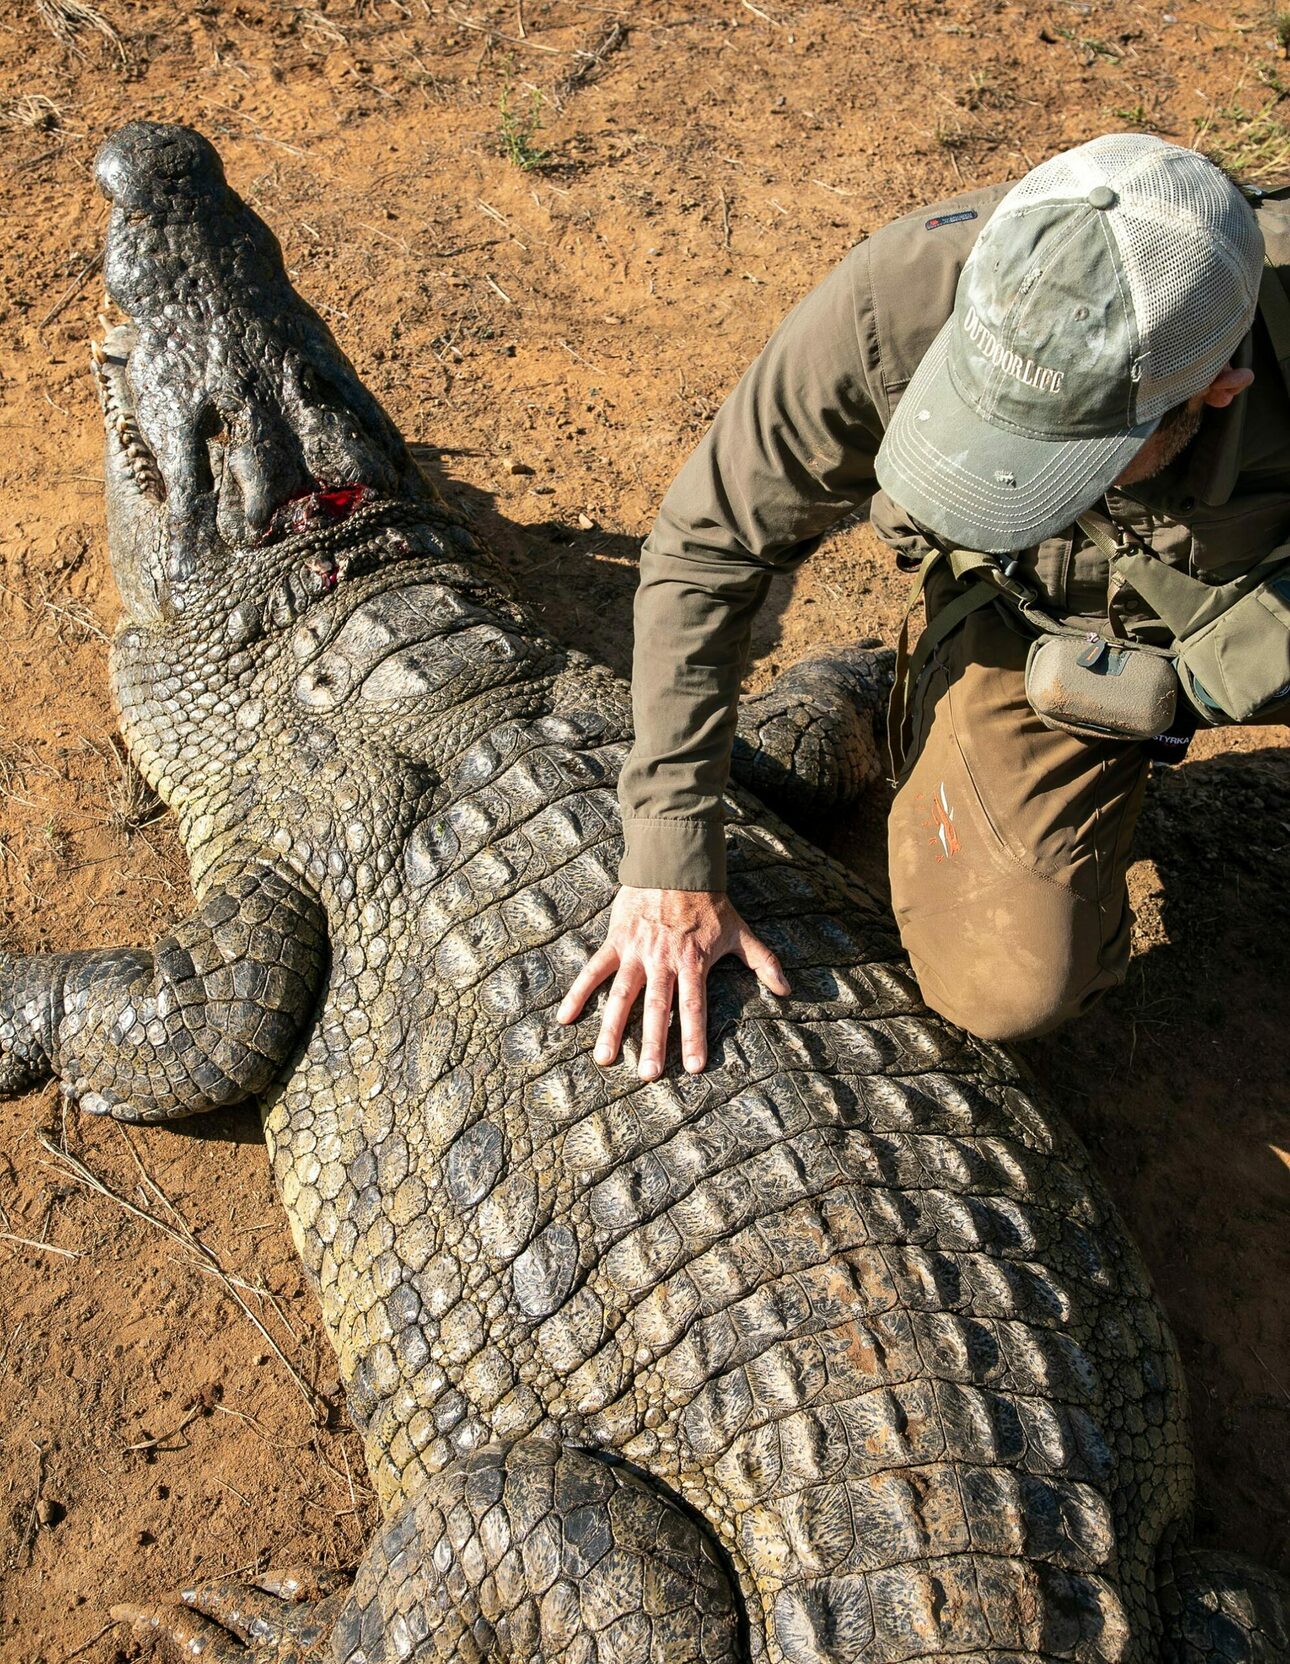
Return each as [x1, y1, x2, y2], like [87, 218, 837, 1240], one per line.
[92, 120, 427, 621]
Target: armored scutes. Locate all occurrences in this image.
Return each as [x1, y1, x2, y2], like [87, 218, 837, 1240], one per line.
[1, 122, 1286, 1663]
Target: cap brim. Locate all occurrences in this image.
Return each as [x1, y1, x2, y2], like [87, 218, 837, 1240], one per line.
[874, 318, 1156, 554]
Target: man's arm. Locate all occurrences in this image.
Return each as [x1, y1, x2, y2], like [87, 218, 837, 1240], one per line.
[560, 238, 890, 1076]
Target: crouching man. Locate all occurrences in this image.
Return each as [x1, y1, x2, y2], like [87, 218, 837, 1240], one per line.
[560, 134, 1290, 1064]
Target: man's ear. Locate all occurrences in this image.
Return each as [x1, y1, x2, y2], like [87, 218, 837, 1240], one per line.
[1201, 364, 1255, 409]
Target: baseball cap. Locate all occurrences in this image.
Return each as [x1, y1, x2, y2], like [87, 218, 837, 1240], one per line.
[874, 134, 1264, 553]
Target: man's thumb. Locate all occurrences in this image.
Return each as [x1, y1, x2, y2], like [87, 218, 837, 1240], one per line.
[738, 930, 790, 997]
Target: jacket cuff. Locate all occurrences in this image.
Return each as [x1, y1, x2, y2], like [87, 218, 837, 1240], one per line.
[619, 817, 727, 892]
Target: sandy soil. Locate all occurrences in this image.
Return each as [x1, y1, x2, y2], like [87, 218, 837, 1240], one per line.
[0, 0, 1286, 1657]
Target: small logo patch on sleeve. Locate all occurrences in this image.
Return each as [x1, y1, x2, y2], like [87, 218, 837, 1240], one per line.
[925, 209, 978, 230]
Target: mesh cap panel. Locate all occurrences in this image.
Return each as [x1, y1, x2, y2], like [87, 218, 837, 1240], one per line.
[1114, 205, 1261, 418]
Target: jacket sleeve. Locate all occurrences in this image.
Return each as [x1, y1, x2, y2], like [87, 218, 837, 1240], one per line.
[617, 238, 887, 891]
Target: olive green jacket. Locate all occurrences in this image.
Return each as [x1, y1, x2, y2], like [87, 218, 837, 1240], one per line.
[618, 185, 1290, 892]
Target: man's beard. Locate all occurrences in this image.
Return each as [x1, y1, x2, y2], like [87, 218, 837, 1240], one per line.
[1155, 396, 1205, 466]
[1141, 397, 1205, 479]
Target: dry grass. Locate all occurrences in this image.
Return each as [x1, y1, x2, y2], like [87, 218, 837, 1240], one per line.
[40, 1130, 331, 1422]
[0, 94, 66, 132]
[295, 5, 349, 47]
[1195, 99, 1290, 180]
[0, 578, 108, 644]
[100, 735, 165, 838]
[33, 0, 126, 64]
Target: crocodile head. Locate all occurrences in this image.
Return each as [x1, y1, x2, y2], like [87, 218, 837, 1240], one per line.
[92, 120, 433, 628]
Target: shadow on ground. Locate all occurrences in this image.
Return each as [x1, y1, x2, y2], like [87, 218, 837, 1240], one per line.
[1022, 748, 1290, 1565]
[417, 446, 800, 681]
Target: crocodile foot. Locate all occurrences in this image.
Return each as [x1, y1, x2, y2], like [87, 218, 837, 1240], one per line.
[114, 1568, 352, 1662]
[730, 638, 895, 825]
[1157, 1544, 1290, 1661]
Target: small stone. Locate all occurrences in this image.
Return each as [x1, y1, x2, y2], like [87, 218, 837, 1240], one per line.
[36, 1499, 64, 1529]
[503, 458, 535, 476]
[577, 512, 596, 531]
[254, 1351, 270, 1366]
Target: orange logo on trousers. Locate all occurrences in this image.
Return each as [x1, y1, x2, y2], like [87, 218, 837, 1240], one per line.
[929, 780, 959, 860]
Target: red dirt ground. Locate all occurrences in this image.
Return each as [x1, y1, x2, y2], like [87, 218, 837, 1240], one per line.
[0, 2, 1286, 1658]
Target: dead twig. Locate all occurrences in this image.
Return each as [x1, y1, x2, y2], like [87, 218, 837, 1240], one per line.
[38, 251, 103, 331]
[554, 18, 627, 100]
[446, 7, 565, 54]
[0, 1231, 81, 1260]
[423, 238, 504, 258]
[18, 1441, 46, 1568]
[38, 1134, 328, 1421]
[63, 1617, 119, 1657]
[63, 1619, 118, 1660]
[122, 1401, 207, 1454]
[0, 1318, 25, 1377]
[212, 1400, 280, 1442]
[1250, 1344, 1290, 1408]
[558, 337, 601, 370]
[475, 198, 529, 250]
[718, 186, 731, 249]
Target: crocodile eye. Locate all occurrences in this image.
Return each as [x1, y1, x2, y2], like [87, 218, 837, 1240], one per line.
[194, 403, 229, 495]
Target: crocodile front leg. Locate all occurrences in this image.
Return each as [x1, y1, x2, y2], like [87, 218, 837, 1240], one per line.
[0, 860, 327, 1122]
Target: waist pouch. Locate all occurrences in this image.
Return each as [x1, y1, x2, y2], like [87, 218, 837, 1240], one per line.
[1172, 570, 1290, 722]
[1025, 632, 1177, 742]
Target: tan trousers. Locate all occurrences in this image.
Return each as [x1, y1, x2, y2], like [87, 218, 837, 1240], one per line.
[888, 603, 1150, 1043]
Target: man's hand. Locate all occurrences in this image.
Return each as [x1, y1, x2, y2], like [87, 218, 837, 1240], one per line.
[557, 886, 790, 1080]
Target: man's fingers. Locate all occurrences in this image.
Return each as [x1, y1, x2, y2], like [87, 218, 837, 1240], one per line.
[557, 944, 620, 1024]
[677, 964, 708, 1074]
[594, 962, 646, 1067]
[638, 971, 677, 1082]
[737, 928, 791, 997]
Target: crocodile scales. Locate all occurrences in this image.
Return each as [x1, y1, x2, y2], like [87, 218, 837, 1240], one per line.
[1, 121, 1286, 1664]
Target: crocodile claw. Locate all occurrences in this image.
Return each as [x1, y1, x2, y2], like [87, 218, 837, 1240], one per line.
[113, 1569, 351, 1662]
[113, 1600, 249, 1662]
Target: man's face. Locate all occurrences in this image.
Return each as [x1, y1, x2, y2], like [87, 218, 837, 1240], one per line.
[1112, 359, 1256, 489]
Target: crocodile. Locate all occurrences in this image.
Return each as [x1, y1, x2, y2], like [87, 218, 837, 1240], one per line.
[2, 120, 1287, 1664]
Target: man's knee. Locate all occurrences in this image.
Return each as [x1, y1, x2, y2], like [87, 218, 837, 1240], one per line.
[894, 877, 1130, 1044]
[906, 940, 1103, 1042]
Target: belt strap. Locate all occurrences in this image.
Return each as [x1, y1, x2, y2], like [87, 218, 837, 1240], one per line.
[886, 541, 1066, 778]
[1079, 506, 1288, 639]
